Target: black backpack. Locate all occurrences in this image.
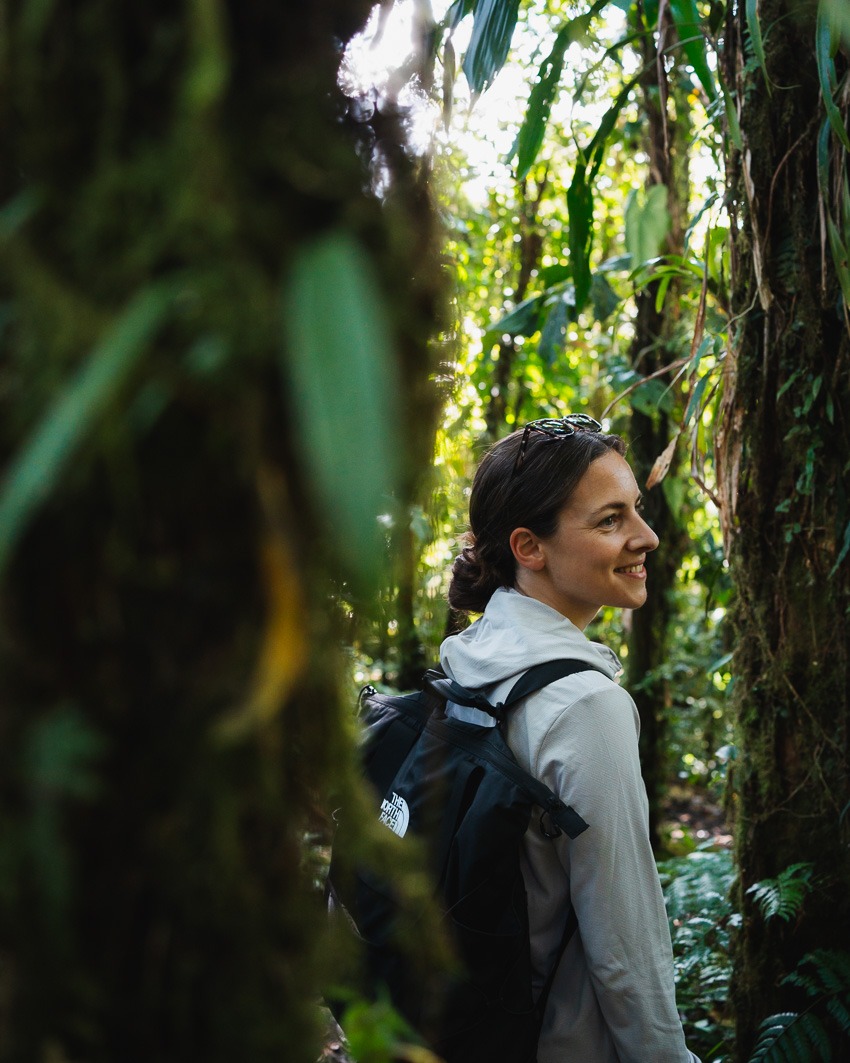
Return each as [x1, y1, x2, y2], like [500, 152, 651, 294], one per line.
[326, 659, 601, 1063]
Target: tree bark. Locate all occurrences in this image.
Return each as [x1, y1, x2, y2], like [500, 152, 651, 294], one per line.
[720, 1, 850, 1055]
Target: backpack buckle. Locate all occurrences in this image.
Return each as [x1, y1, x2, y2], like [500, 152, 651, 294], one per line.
[539, 809, 563, 839]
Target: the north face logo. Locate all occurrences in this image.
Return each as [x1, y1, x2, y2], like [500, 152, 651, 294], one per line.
[379, 791, 409, 838]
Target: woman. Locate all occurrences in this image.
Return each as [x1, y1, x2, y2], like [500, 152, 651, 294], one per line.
[440, 415, 700, 1063]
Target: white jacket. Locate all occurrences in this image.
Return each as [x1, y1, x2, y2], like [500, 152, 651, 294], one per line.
[440, 587, 699, 1063]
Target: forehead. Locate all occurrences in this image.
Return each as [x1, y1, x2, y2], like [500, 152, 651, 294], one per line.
[567, 450, 639, 510]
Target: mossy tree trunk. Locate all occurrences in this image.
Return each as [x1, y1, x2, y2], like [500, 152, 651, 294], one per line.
[720, 1, 850, 1056]
[626, 4, 692, 849]
[0, 3, 442, 1061]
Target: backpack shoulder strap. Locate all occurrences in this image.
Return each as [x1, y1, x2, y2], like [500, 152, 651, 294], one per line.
[422, 668, 503, 716]
[502, 657, 605, 707]
[423, 658, 607, 722]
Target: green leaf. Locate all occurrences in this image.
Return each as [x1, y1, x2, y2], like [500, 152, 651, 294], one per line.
[720, 81, 743, 152]
[513, 1, 608, 180]
[746, 863, 816, 923]
[625, 184, 671, 268]
[820, 0, 850, 47]
[590, 272, 620, 321]
[817, 118, 832, 200]
[668, 0, 717, 102]
[538, 262, 572, 286]
[0, 281, 175, 574]
[282, 231, 403, 587]
[749, 1013, 798, 1063]
[598, 253, 633, 273]
[585, 78, 640, 180]
[567, 163, 594, 313]
[826, 215, 850, 307]
[482, 294, 542, 349]
[830, 519, 850, 577]
[445, 0, 476, 33]
[513, 27, 570, 180]
[744, 0, 773, 97]
[564, 84, 638, 316]
[630, 377, 674, 416]
[684, 371, 711, 428]
[816, 5, 850, 152]
[462, 0, 521, 95]
[538, 297, 569, 365]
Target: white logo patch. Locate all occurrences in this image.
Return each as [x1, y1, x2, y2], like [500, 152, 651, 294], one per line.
[379, 791, 410, 838]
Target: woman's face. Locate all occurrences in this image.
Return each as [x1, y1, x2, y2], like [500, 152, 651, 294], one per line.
[517, 449, 660, 629]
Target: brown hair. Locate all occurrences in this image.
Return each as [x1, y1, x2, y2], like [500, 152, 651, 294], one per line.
[448, 427, 626, 613]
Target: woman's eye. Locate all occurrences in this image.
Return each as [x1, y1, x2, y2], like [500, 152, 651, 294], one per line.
[600, 514, 618, 527]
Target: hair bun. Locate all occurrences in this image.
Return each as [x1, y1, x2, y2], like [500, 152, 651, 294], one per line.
[447, 541, 508, 613]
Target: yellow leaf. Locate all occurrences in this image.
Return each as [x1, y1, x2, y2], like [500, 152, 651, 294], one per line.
[214, 532, 307, 741]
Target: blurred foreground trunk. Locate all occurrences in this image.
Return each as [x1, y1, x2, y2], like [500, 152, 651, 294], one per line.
[0, 3, 443, 1060]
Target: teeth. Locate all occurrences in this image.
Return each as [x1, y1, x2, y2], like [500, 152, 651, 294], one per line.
[617, 564, 644, 573]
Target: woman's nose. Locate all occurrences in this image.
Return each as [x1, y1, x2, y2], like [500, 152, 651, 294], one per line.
[634, 514, 659, 552]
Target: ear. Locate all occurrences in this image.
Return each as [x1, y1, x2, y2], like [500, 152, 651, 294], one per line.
[509, 527, 546, 572]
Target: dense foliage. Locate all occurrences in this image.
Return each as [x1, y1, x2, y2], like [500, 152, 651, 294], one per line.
[347, 0, 850, 1060]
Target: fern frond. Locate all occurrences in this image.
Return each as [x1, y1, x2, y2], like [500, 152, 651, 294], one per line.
[749, 1013, 798, 1062]
[751, 950, 850, 1062]
[795, 1013, 830, 1061]
[746, 863, 815, 923]
[825, 995, 850, 1034]
[784, 949, 850, 1002]
[748, 1012, 831, 1063]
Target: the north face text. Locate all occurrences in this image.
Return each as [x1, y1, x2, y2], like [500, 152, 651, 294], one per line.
[379, 791, 409, 837]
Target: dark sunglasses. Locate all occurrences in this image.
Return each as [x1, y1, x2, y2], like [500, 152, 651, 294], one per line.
[511, 414, 603, 477]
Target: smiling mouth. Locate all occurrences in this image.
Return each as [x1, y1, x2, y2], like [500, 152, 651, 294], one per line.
[615, 563, 645, 574]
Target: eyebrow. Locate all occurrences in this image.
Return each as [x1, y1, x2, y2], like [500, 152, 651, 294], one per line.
[587, 495, 643, 519]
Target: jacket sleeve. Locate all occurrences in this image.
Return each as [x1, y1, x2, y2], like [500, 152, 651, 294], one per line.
[536, 683, 700, 1063]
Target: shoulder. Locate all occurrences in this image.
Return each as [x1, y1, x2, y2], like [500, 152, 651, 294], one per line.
[509, 672, 640, 773]
[532, 669, 637, 726]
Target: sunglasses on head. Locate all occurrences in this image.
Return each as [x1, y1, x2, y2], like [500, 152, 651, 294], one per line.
[511, 414, 603, 477]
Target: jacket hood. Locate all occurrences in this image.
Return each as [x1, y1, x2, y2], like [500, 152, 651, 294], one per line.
[440, 587, 622, 691]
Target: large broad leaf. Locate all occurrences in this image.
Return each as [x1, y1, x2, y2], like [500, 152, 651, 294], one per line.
[567, 163, 594, 314]
[631, 377, 675, 416]
[445, 0, 476, 33]
[625, 184, 670, 268]
[590, 272, 620, 321]
[513, 1, 608, 180]
[462, 0, 521, 95]
[0, 280, 175, 573]
[668, 0, 717, 102]
[513, 27, 571, 180]
[282, 231, 402, 587]
[562, 79, 638, 317]
[586, 77, 640, 180]
[482, 294, 543, 349]
[538, 297, 570, 365]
